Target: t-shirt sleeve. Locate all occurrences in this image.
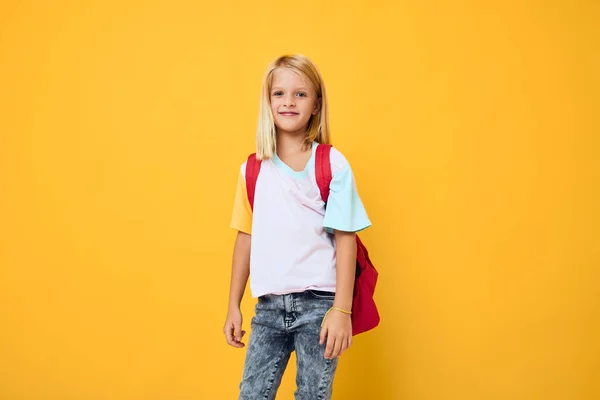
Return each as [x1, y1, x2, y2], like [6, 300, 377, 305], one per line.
[322, 154, 371, 233]
[230, 167, 253, 234]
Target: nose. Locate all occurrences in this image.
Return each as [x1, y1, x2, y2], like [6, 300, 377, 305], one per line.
[284, 94, 295, 107]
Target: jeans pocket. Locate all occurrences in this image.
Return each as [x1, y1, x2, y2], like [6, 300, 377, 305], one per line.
[306, 289, 336, 300]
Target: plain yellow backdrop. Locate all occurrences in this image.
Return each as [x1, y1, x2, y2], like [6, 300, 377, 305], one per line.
[1, 1, 598, 399]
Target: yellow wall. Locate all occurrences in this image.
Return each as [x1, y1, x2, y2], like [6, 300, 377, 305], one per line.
[1, 1, 598, 399]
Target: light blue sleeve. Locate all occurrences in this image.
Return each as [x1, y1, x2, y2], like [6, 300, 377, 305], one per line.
[322, 164, 372, 233]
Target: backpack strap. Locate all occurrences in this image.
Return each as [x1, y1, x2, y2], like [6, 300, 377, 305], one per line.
[245, 153, 262, 211]
[315, 144, 333, 203]
[247, 145, 331, 209]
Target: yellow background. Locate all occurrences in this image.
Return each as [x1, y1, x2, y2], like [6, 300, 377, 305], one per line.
[1, 1, 598, 399]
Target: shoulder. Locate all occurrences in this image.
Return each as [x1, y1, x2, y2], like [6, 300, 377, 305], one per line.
[239, 152, 270, 180]
[238, 160, 248, 178]
[327, 146, 351, 175]
[238, 152, 259, 179]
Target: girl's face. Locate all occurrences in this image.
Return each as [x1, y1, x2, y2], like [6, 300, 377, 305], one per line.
[270, 67, 321, 137]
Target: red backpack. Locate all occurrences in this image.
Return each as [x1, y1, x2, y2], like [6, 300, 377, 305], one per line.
[245, 144, 380, 336]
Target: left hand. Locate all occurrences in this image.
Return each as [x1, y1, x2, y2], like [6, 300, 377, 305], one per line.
[319, 309, 352, 359]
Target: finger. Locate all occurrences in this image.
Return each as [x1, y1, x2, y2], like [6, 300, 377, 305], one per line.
[224, 323, 235, 344]
[339, 337, 349, 356]
[229, 334, 245, 348]
[234, 330, 247, 348]
[325, 335, 335, 359]
[233, 322, 242, 341]
[332, 336, 343, 359]
[225, 323, 244, 348]
[319, 325, 328, 345]
[337, 337, 346, 357]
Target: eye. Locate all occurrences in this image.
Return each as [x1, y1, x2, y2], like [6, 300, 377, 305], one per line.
[272, 90, 283, 96]
[297, 92, 307, 97]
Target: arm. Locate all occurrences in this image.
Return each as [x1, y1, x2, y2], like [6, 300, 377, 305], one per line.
[318, 149, 371, 358]
[332, 230, 357, 311]
[223, 231, 251, 348]
[320, 230, 356, 359]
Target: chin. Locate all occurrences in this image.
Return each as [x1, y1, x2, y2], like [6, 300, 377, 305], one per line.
[276, 121, 301, 130]
[282, 126, 304, 133]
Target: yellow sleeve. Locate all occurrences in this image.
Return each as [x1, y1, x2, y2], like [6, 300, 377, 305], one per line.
[229, 171, 253, 234]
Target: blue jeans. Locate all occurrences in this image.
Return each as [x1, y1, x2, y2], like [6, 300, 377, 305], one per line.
[239, 290, 339, 400]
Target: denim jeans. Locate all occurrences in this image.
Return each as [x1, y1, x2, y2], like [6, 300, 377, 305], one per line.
[239, 290, 339, 400]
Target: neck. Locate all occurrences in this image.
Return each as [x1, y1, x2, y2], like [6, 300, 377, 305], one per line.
[276, 131, 309, 156]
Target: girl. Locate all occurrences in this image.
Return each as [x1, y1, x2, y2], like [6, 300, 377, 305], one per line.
[223, 54, 371, 400]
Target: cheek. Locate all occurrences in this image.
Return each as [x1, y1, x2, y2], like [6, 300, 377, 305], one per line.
[270, 98, 280, 112]
[305, 101, 317, 115]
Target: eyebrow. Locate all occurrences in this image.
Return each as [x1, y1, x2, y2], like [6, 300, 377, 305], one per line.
[271, 86, 309, 91]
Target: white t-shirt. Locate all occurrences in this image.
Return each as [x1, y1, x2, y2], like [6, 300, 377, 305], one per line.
[230, 142, 371, 298]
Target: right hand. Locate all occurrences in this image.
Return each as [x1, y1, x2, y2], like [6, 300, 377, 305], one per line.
[223, 308, 246, 348]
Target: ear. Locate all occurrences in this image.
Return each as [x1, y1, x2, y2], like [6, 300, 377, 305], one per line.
[312, 98, 322, 115]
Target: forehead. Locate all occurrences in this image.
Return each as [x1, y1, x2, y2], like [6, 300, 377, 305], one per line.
[271, 67, 311, 89]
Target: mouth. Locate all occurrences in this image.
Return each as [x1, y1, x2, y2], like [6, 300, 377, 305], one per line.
[279, 112, 299, 116]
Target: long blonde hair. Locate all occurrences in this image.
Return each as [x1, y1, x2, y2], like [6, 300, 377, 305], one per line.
[256, 54, 331, 160]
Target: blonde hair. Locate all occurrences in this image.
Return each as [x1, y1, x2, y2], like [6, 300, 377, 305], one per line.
[256, 54, 331, 160]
